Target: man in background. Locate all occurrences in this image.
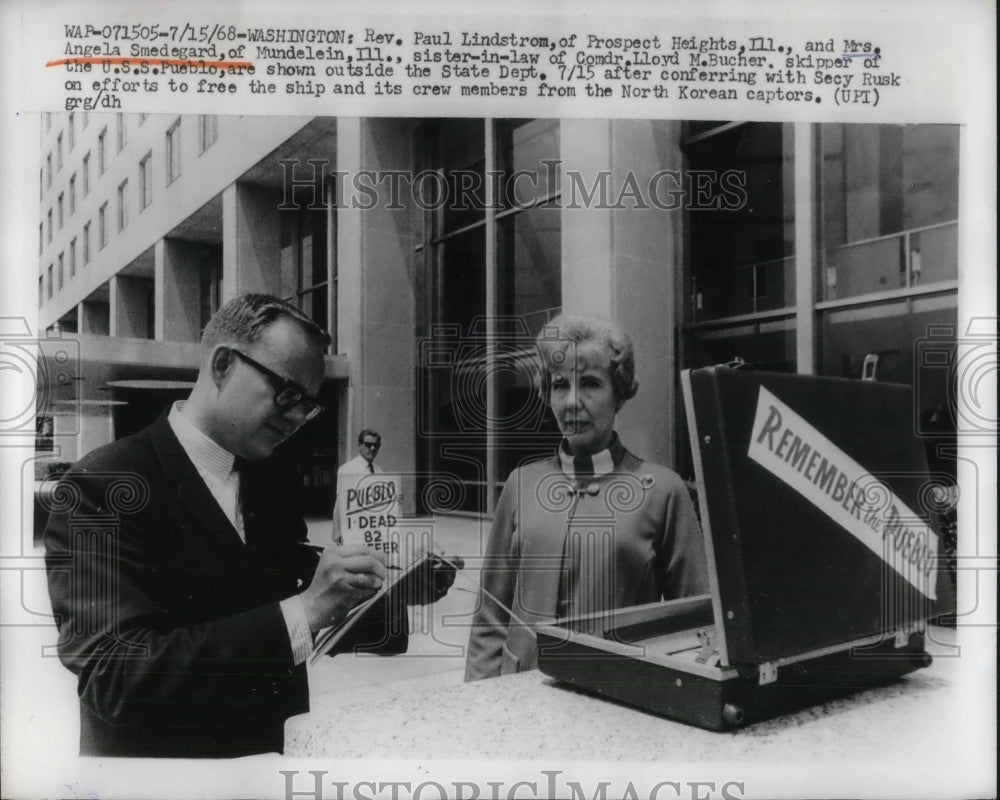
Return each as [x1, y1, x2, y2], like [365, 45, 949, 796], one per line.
[335, 429, 386, 543]
[344, 429, 384, 476]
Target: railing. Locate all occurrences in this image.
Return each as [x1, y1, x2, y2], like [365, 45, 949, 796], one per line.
[688, 220, 958, 323]
[690, 256, 795, 323]
[822, 220, 957, 301]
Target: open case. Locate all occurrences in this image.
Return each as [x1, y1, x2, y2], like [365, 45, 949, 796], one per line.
[536, 367, 954, 730]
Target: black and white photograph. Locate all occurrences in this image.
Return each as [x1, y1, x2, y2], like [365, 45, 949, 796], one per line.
[1, 3, 995, 799]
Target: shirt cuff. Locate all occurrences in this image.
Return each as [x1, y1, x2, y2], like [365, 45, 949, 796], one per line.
[280, 595, 313, 665]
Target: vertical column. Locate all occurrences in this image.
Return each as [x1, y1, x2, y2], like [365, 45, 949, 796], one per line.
[794, 122, 816, 375]
[336, 118, 416, 509]
[560, 119, 685, 467]
[111, 274, 152, 339]
[221, 184, 238, 303]
[325, 180, 337, 353]
[224, 182, 282, 300]
[336, 118, 363, 457]
[79, 298, 109, 335]
[483, 121, 498, 516]
[611, 119, 685, 467]
[160, 239, 201, 342]
[153, 239, 165, 340]
[109, 276, 118, 336]
[560, 119, 615, 316]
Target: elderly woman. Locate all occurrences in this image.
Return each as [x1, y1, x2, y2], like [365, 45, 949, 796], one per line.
[465, 314, 709, 680]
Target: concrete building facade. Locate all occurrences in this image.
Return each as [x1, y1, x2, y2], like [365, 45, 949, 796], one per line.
[38, 114, 959, 519]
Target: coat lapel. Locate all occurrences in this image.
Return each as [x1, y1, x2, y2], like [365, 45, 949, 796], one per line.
[148, 415, 246, 555]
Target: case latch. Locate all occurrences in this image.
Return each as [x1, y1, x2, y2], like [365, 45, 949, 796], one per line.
[694, 628, 721, 667]
[758, 661, 778, 685]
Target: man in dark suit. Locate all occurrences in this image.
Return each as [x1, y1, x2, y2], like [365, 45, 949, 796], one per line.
[44, 294, 444, 758]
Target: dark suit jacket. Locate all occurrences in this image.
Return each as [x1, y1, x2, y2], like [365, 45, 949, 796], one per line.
[44, 414, 407, 758]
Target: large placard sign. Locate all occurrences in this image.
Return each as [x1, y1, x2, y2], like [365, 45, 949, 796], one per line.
[748, 386, 938, 600]
[336, 472, 401, 556]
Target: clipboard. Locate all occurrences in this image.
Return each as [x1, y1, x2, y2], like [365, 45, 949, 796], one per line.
[308, 549, 436, 665]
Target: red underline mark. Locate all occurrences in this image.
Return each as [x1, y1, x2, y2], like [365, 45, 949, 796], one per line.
[46, 57, 253, 70]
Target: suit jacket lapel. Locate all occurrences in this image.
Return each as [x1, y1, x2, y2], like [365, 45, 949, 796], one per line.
[148, 415, 247, 555]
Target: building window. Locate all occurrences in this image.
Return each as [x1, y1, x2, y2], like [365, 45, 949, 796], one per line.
[679, 122, 959, 468]
[68, 112, 75, 150]
[99, 202, 108, 249]
[83, 221, 91, 264]
[819, 124, 958, 300]
[279, 204, 328, 335]
[56, 133, 63, 171]
[416, 118, 563, 514]
[57, 192, 64, 229]
[98, 127, 107, 174]
[139, 152, 152, 209]
[46, 153, 52, 187]
[198, 115, 218, 153]
[117, 179, 128, 231]
[82, 152, 90, 195]
[198, 247, 223, 333]
[116, 113, 126, 151]
[39, 169, 43, 200]
[684, 122, 794, 330]
[38, 223, 43, 255]
[57, 252, 64, 290]
[82, 111, 89, 129]
[816, 124, 959, 390]
[46, 209, 52, 243]
[39, 275, 44, 307]
[166, 119, 181, 184]
[46, 264, 53, 298]
[70, 237, 77, 277]
[69, 174, 76, 214]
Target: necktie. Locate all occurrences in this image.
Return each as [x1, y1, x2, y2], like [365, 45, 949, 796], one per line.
[231, 458, 246, 541]
[368, 462, 375, 474]
[573, 454, 594, 483]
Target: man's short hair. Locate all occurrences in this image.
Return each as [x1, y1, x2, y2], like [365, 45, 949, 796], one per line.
[201, 293, 332, 352]
[357, 429, 381, 445]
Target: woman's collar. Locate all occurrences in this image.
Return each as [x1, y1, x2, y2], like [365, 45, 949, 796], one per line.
[558, 433, 625, 479]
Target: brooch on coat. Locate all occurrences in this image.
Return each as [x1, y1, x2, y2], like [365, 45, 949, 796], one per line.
[639, 474, 656, 490]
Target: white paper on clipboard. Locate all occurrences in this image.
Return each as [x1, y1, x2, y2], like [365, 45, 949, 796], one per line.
[308, 549, 434, 665]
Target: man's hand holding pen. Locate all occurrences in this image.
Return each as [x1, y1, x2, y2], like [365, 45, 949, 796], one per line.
[299, 544, 388, 633]
[300, 543, 464, 633]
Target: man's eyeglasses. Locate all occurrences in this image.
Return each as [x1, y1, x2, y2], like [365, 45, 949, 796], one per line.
[361, 441, 381, 450]
[230, 349, 324, 421]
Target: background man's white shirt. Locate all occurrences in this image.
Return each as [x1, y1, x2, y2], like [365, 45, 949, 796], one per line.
[334, 454, 384, 541]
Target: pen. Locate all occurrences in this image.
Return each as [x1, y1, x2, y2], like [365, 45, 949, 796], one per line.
[305, 543, 414, 572]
